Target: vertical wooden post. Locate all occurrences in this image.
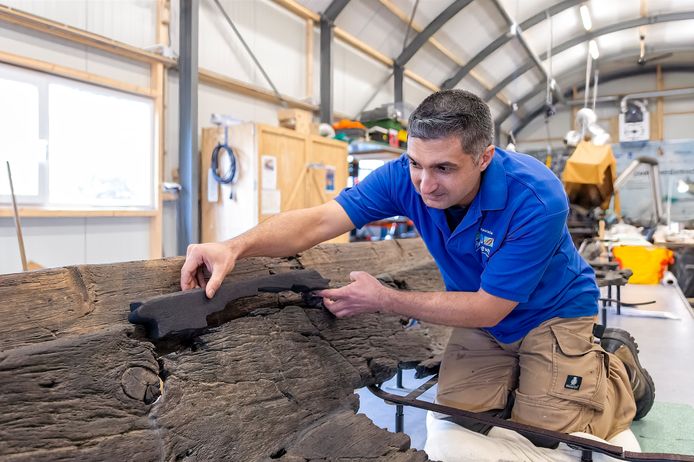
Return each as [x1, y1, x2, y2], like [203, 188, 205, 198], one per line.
[149, 0, 169, 259]
[305, 18, 314, 101]
[656, 64, 664, 141]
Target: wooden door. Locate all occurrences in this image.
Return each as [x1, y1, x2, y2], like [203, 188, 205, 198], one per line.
[257, 125, 307, 223]
[307, 135, 349, 243]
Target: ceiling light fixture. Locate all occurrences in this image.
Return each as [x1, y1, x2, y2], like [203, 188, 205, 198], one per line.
[580, 4, 592, 31]
[589, 39, 600, 60]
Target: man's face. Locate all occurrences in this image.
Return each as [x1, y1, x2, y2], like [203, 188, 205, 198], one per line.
[407, 136, 494, 209]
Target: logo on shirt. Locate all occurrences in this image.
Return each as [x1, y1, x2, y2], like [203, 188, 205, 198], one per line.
[475, 229, 495, 257]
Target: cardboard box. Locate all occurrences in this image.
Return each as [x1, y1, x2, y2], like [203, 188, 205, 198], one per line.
[278, 108, 313, 134]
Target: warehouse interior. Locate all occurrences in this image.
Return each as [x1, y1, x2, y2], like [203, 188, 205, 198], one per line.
[1, 0, 694, 461]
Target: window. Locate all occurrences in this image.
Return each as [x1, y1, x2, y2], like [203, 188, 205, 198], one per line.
[0, 63, 154, 208]
[0, 71, 45, 203]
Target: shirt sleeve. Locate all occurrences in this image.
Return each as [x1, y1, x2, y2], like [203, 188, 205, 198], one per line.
[335, 158, 406, 228]
[480, 207, 568, 303]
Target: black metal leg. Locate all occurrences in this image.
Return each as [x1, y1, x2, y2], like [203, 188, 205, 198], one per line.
[602, 304, 607, 326]
[395, 366, 404, 432]
[601, 295, 608, 326]
[395, 404, 404, 432]
[616, 284, 621, 315]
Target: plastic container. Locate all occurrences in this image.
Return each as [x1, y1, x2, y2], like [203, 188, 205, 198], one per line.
[612, 246, 674, 284]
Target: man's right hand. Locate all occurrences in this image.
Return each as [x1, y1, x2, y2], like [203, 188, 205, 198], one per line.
[180, 242, 237, 298]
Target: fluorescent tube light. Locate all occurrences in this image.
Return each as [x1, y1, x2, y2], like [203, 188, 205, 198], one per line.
[580, 4, 592, 31]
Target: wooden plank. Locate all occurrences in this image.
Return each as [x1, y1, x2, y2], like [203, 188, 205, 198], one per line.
[258, 125, 308, 221]
[0, 207, 157, 217]
[307, 136, 349, 243]
[297, 239, 435, 286]
[152, 306, 431, 460]
[148, 0, 169, 260]
[0, 255, 298, 350]
[0, 4, 174, 66]
[0, 240, 441, 461]
[0, 50, 154, 98]
[199, 68, 317, 112]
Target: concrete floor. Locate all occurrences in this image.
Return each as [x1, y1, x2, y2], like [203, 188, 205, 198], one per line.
[356, 282, 694, 455]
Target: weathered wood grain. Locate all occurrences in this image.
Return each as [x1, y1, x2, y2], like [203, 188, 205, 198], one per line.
[0, 256, 299, 350]
[297, 239, 435, 286]
[0, 239, 445, 461]
[0, 327, 162, 461]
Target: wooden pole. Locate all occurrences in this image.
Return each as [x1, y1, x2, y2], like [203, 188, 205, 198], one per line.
[6, 161, 28, 271]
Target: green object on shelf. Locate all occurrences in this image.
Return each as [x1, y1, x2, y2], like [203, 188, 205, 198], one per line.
[362, 118, 403, 131]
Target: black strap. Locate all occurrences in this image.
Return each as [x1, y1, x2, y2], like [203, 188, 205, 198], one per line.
[368, 380, 694, 462]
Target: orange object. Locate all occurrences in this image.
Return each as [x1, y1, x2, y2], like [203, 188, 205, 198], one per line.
[612, 246, 674, 284]
[333, 119, 366, 130]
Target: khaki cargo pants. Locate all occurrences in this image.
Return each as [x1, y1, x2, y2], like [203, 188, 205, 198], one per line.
[436, 316, 636, 440]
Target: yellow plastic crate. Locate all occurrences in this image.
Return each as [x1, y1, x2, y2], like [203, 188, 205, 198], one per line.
[612, 246, 674, 284]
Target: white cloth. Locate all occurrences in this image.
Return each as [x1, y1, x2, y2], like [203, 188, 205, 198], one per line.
[424, 411, 641, 462]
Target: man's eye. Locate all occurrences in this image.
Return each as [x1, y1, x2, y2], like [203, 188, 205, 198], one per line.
[409, 160, 421, 168]
[437, 166, 451, 173]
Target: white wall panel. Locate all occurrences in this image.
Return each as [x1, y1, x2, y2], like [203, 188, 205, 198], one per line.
[198, 0, 306, 100]
[524, 6, 582, 56]
[84, 49, 152, 89]
[0, 22, 88, 71]
[665, 97, 694, 113]
[336, 0, 406, 60]
[664, 114, 694, 141]
[0, 217, 85, 274]
[0, 217, 152, 274]
[84, 217, 150, 264]
[407, 41, 457, 86]
[0, 23, 151, 89]
[332, 41, 392, 117]
[85, 0, 157, 49]
[2, 0, 156, 48]
[476, 40, 533, 88]
[436, 0, 505, 62]
[404, 79, 430, 111]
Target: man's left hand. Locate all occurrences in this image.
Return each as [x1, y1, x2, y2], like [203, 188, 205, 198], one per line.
[315, 271, 390, 318]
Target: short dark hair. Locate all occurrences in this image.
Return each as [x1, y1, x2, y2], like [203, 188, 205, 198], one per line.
[408, 89, 494, 161]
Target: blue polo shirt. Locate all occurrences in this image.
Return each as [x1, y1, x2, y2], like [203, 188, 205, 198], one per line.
[336, 148, 598, 343]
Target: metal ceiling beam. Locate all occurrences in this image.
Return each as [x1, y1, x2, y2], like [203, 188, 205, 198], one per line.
[485, 11, 694, 103]
[442, 0, 581, 89]
[394, 64, 404, 105]
[508, 63, 694, 139]
[395, 0, 473, 66]
[490, 0, 565, 105]
[319, 16, 333, 123]
[323, 0, 350, 21]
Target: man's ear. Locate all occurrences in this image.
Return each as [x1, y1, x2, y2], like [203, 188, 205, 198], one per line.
[479, 145, 495, 171]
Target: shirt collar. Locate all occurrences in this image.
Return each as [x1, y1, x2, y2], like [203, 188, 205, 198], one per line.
[478, 147, 508, 211]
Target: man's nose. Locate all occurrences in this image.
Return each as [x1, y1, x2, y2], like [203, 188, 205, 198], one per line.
[420, 170, 437, 194]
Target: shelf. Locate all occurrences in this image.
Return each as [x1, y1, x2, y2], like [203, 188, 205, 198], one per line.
[348, 141, 405, 160]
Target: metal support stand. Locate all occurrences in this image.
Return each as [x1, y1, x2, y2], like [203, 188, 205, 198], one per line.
[368, 375, 694, 462]
[395, 366, 404, 432]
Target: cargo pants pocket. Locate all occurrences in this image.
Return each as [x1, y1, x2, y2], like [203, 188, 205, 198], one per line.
[547, 325, 609, 412]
